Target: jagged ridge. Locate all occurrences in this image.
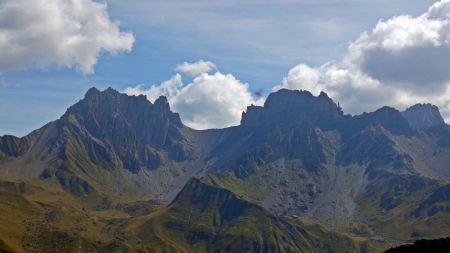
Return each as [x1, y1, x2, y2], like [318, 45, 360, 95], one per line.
[0, 87, 449, 250]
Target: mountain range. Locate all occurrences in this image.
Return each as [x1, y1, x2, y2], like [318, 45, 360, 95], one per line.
[0, 87, 448, 253]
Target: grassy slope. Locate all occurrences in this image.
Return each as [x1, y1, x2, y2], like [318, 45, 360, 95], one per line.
[358, 174, 450, 241]
[202, 169, 450, 245]
[0, 178, 388, 253]
[0, 180, 140, 253]
[121, 178, 389, 253]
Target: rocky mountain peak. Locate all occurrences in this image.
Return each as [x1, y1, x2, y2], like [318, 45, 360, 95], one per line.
[65, 87, 181, 125]
[154, 96, 171, 110]
[84, 87, 101, 98]
[241, 89, 343, 126]
[54, 87, 192, 173]
[348, 106, 415, 136]
[402, 103, 446, 129]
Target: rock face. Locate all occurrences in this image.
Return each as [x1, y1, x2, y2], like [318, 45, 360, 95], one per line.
[201, 89, 450, 240]
[241, 89, 343, 127]
[402, 103, 446, 129]
[0, 135, 29, 157]
[0, 87, 449, 245]
[0, 87, 203, 201]
[62, 87, 192, 173]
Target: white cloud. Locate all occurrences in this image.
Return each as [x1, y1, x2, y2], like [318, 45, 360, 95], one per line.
[171, 72, 259, 129]
[175, 60, 217, 77]
[0, 0, 134, 74]
[125, 63, 262, 129]
[276, 0, 450, 122]
[274, 64, 321, 94]
[124, 74, 183, 102]
[347, 2, 450, 92]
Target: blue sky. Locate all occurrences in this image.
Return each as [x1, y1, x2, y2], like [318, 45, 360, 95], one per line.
[0, 0, 443, 136]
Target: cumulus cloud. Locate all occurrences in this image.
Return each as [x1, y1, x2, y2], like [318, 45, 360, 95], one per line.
[274, 64, 322, 94]
[124, 74, 183, 102]
[276, 0, 450, 122]
[347, 3, 450, 92]
[175, 60, 217, 77]
[0, 0, 134, 74]
[125, 62, 261, 129]
[170, 72, 258, 129]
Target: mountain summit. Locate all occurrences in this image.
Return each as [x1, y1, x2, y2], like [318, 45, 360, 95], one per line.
[0, 87, 202, 201]
[241, 89, 343, 126]
[402, 103, 446, 129]
[63, 86, 190, 172]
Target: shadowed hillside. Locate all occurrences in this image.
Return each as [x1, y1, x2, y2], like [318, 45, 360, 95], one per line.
[121, 178, 388, 253]
[384, 237, 450, 253]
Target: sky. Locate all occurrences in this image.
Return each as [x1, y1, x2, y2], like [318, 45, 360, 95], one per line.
[0, 0, 448, 136]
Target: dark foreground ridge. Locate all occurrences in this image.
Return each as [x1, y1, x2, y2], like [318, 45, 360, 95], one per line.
[384, 237, 450, 253]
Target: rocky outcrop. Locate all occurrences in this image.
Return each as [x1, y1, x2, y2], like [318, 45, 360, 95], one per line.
[61, 87, 193, 173]
[0, 87, 202, 201]
[241, 89, 343, 127]
[0, 135, 30, 158]
[403, 103, 445, 129]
